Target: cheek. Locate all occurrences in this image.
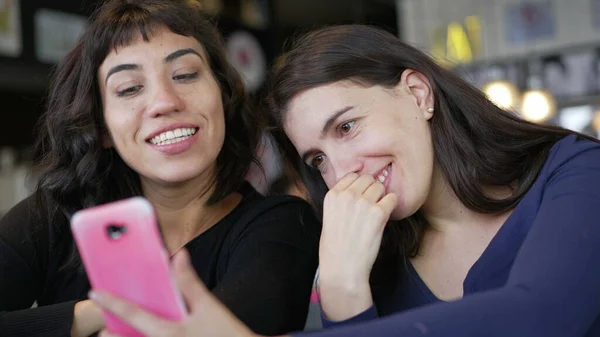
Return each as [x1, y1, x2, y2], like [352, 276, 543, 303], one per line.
[209, 108, 226, 147]
[214, 105, 226, 130]
[102, 110, 117, 137]
[321, 170, 336, 189]
[103, 110, 135, 144]
[197, 90, 225, 126]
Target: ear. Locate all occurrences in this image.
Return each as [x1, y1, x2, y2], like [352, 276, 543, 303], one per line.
[398, 69, 434, 121]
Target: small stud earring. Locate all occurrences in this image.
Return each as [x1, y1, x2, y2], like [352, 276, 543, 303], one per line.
[427, 107, 434, 113]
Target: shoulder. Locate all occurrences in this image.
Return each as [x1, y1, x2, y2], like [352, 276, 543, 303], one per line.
[541, 134, 600, 177]
[226, 184, 322, 242]
[1, 193, 42, 240]
[0, 193, 52, 267]
[235, 182, 319, 224]
[237, 192, 320, 229]
[0, 191, 70, 256]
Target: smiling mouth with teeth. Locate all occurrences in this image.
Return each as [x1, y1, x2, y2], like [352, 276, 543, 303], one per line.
[149, 128, 198, 146]
[375, 164, 391, 184]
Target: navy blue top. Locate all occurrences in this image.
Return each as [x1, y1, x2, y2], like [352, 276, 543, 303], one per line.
[295, 134, 600, 337]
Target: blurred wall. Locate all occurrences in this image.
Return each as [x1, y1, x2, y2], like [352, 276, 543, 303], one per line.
[398, 0, 600, 60]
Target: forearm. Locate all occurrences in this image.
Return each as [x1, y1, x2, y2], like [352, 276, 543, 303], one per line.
[1, 301, 80, 337]
[290, 285, 585, 337]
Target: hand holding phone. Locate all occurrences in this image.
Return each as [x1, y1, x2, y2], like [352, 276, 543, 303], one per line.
[71, 197, 186, 337]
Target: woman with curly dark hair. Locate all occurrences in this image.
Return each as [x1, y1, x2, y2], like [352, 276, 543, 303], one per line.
[0, 1, 320, 336]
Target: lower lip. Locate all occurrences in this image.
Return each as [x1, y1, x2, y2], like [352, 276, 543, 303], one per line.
[148, 132, 199, 155]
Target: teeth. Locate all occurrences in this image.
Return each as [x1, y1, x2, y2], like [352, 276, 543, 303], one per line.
[150, 128, 197, 145]
[376, 165, 391, 183]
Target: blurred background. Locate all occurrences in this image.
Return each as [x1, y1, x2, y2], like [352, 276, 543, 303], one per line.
[1, 0, 599, 331]
[1, 0, 599, 216]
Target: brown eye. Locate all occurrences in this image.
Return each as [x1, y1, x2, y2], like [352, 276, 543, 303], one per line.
[339, 121, 354, 135]
[311, 155, 324, 168]
[173, 72, 199, 81]
[117, 85, 143, 97]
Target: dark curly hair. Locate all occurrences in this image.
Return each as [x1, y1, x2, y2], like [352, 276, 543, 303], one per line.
[33, 0, 263, 267]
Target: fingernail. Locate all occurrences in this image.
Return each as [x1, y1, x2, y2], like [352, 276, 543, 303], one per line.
[88, 290, 99, 300]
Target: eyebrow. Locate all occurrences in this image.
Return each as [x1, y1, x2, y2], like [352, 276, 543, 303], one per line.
[299, 105, 355, 163]
[164, 48, 202, 63]
[104, 48, 203, 85]
[105, 64, 139, 85]
[321, 105, 355, 137]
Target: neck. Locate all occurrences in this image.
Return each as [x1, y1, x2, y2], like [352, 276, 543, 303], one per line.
[413, 166, 514, 268]
[420, 165, 513, 235]
[141, 172, 241, 254]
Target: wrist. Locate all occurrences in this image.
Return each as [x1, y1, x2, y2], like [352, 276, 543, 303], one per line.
[318, 278, 371, 302]
[317, 275, 373, 322]
[318, 270, 370, 294]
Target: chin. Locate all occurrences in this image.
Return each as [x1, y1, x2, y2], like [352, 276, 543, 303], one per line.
[155, 175, 197, 185]
[390, 208, 419, 221]
[389, 197, 418, 221]
[129, 153, 218, 187]
[389, 210, 407, 221]
[389, 204, 406, 221]
[146, 166, 211, 186]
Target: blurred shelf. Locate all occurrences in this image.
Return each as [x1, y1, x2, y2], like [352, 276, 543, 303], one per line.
[556, 94, 600, 108]
[0, 61, 51, 93]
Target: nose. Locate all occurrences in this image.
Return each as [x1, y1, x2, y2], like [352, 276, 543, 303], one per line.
[328, 150, 364, 185]
[146, 80, 185, 118]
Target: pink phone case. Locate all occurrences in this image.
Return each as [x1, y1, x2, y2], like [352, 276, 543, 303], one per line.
[71, 197, 186, 337]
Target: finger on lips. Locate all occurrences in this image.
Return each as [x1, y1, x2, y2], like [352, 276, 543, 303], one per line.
[331, 172, 359, 191]
[362, 181, 386, 202]
[347, 175, 378, 194]
[378, 193, 398, 214]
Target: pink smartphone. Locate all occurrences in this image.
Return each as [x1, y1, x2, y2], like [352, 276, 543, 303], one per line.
[71, 197, 186, 337]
